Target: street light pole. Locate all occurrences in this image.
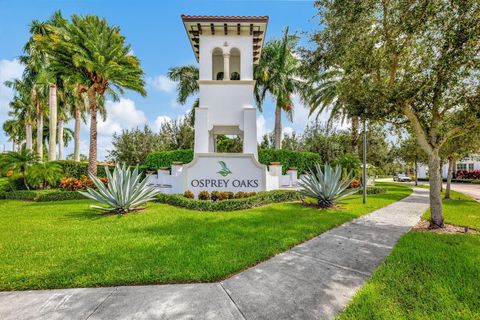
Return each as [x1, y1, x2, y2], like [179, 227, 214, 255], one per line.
[362, 117, 367, 204]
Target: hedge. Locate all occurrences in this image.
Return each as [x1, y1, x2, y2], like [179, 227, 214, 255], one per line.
[0, 190, 86, 202]
[155, 190, 302, 211]
[357, 187, 387, 195]
[51, 160, 147, 178]
[144, 149, 321, 174]
[36, 191, 87, 202]
[258, 149, 321, 174]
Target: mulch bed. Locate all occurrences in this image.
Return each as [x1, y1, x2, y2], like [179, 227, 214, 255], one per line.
[413, 220, 479, 234]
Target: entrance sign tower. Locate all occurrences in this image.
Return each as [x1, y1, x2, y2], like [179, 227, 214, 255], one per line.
[148, 15, 298, 196]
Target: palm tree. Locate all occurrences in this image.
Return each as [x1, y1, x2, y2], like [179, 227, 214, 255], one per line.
[22, 16, 57, 160]
[4, 78, 36, 152]
[254, 28, 303, 149]
[2, 119, 23, 152]
[42, 14, 146, 175]
[305, 69, 361, 154]
[0, 149, 38, 189]
[167, 65, 199, 126]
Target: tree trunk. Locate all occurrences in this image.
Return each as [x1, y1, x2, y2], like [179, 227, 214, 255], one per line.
[274, 103, 282, 149]
[87, 89, 98, 176]
[25, 122, 33, 151]
[445, 157, 455, 200]
[58, 119, 64, 160]
[12, 141, 15, 152]
[48, 84, 57, 161]
[428, 151, 444, 228]
[351, 116, 360, 155]
[36, 106, 43, 160]
[74, 107, 81, 162]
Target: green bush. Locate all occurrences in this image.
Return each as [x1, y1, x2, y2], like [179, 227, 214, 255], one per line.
[358, 187, 387, 195]
[258, 149, 321, 174]
[472, 179, 480, 184]
[3, 175, 28, 191]
[155, 190, 301, 211]
[144, 150, 194, 170]
[36, 191, 87, 202]
[144, 149, 321, 174]
[52, 160, 112, 178]
[2, 190, 38, 200]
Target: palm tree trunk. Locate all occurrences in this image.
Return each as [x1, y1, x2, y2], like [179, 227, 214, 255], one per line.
[87, 89, 98, 176]
[25, 122, 33, 151]
[74, 107, 81, 162]
[274, 103, 282, 149]
[58, 119, 64, 160]
[36, 104, 43, 160]
[48, 84, 57, 161]
[351, 116, 360, 155]
[445, 157, 455, 200]
[428, 150, 444, 228]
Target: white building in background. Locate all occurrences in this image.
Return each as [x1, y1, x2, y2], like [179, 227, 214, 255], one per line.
[148, 15, 298, 196]
[417, 154, 480, 179]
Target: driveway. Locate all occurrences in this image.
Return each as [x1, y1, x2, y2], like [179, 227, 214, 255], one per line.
[448, 183, 480, 202]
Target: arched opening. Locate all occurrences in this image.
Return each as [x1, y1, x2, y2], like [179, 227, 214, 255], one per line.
[229, 48, 241, 80]
[212, 47, 224, 80]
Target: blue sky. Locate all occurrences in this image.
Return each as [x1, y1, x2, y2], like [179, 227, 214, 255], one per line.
[0, 0, 328, 159]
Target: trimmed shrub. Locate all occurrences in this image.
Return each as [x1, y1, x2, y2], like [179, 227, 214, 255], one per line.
[59, 176, 108, 191]
[358, 187, 387, 195]
[37, 191, 87, 202]
[246, 192, 256, 197]
[183, 190, 194, 199]
[234, 191, 246, 199]
[258, 149, 321, 174]
[144, 150, 194, 170]
[144, 149, 321, 174]
[217, 191, 229, 201]
[2, 190, 38, 200]
[198, 191, 210, 200]
[211, 191, 220, 201]
[155, 190, 301, 211]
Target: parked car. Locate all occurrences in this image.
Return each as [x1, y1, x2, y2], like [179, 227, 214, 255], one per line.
[394, 174, 412, 182]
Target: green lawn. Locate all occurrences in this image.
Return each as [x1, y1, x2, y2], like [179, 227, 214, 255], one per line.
[338, 188, 480, 320]
[422, 188, 480, 229]
[0, 183, 411, 291]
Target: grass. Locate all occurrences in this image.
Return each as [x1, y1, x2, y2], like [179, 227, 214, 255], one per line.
[0, 183, 411, 291]
[420, 187, 480, 229]
[338, 233, 480, 320]
[338, 187, 480, 320]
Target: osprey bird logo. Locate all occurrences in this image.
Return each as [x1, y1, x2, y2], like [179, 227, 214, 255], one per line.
[217, 161, 232, 176]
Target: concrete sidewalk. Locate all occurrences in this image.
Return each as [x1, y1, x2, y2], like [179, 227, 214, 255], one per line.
[0, 188, 430, 320]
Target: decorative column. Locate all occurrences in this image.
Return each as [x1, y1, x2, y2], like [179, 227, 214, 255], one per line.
[223, 53, 230, 81]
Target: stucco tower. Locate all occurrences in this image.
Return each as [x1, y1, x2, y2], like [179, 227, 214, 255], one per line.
[181, 15, 269, 159]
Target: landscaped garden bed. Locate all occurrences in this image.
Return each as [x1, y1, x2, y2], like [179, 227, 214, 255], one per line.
[0, 183, 411, 291]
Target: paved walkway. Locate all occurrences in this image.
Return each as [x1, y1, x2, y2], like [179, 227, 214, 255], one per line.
[0, 188, 430, 320]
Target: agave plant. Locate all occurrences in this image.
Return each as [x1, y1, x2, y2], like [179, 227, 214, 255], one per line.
[80, 163, 159, 214]
[299, 163, 357, 208]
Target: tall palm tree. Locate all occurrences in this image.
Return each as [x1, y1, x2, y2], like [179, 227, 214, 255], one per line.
[4, 78, 36, 152]
[22, 16, 58, 160]
[254, 27, 303, 149]
[2, 119, 23, 152]
[42, 14, 146, 175]
[305, 69, 361, 154]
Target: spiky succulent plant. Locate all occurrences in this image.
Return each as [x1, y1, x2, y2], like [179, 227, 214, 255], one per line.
[299, 163, 357, 208]
[80, 163, 159, 214]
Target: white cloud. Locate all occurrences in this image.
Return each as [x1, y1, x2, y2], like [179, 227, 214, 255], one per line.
[153, 115, 171, 131]
[283, 126, 294, 136]
[256, 114, 267, 142]
[150, 75, 176, 93]
[0, 59, 24, 147]
[97, 98, 147, 136]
